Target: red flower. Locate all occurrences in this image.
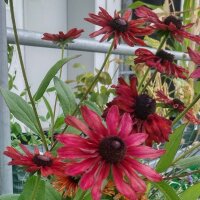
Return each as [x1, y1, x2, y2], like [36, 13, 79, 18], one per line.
[134, 48, 189, 79]
[4, 144, 64, 177]
[103, 77, 172, 146]
[57, 106, 164, 200]
[42, 28, 84, 45]
[84, 7, 153, 49]
[156, 90, 200, 124]
[135, 6, 200, 44]
[188, 47, 200, 78]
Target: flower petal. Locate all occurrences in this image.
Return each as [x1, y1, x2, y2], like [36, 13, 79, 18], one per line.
[106, 105, 120, 135]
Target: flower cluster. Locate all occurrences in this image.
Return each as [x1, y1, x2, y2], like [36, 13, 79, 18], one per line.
[4, 4, 200, 200]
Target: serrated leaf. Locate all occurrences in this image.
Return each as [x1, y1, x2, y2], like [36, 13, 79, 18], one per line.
[34, 55, 80, 101]
[0, 88, 39, 133]
[175, 155, 200, 169]
[180, 182, 200, 200]
[153, 181, 181, 200]
[156, 124, 187, 172]
[54, 77, 77, 115]
[18, 176, 45, 200]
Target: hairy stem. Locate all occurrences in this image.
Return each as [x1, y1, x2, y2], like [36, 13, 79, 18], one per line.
[9, 0, 48, 150]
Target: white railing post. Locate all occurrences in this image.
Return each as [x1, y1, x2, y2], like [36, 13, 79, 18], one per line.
[0, 1, 13, 194]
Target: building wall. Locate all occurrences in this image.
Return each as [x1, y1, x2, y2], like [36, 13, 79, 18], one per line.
[7, 0, 121, 129]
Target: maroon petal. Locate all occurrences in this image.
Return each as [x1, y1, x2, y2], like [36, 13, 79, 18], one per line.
[106, 105, 120, 135]
[188, 47, 200, 65]
[128, 146, 165, 159]
[190, 68, 200, 78]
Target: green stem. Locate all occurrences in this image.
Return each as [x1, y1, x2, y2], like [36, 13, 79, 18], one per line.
[138, 68, 150, 92]
[172, 91, 200, 126]
[140, 70, 157, 93]
[172, 142, 200, 164]
[30, 175, 41, 200]
[164, 168, 200, 180]
[9, 0, 48, 151]
[138, 33, 169, 93]
[50, 41, 114, 151]
[51, 45, 65, 142]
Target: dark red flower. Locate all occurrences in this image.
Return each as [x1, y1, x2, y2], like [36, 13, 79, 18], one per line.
[103, 77, 172, 146]
[84, 7, 153, 49]
[156, 90, 200, 124]
[134, 48, 189, 79]
[57, 106, 164, 200]
[42, 28, 84, 45]
[135, 6, 200, 44]
[188, 47, 200, 78]
[4, 144, 64, 177]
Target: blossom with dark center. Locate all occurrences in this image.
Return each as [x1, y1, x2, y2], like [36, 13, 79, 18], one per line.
[103, 77, 172, 146]
[188, 47, 200, 78]
[135, 6, 200, 44]
[84, 7, 153, 49]
[42, 28, 84, 46]
[52, 175, 79, 198]
[4, 144, 64, 177]
[134, 48, 189, 79]
[156, 90, 200, 124]
[57, 106, 164, 200]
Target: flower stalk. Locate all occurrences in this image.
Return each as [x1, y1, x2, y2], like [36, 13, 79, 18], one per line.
[9, 0, 48, 151]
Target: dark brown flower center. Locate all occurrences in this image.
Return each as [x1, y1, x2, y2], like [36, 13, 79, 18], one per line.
[99, 136, 126, 164]
[32, 154, 53, 167]
[109, 18, 128, 32]
[164, 15, 182, 29]
[156, 50, 174, 62]
[173, 98, 184, 110]
[68, 176, 80, 184]
[134, 94, 156, 120]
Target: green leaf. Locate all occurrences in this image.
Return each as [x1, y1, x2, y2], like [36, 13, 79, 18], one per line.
[128, 1, 160, 9]
[82, 100, 102, 116]
[54, 115, 65, 130]
[18, 176, 45, 200]
[45, 182, 61, 200]
[156, 124, 187, 172]
[0, 194, 19, 200]
[180, 182, 200, 200]
[153, 181, 181, 200]
[43, 96, 54, 124]
[175, 155, 200, 169]
[34, 55, 81, 101]
[54, 77, 77, 115]
[0, 88, 39, 133]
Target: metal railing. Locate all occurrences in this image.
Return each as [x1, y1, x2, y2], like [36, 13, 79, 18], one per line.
[7, 28, 190, 60]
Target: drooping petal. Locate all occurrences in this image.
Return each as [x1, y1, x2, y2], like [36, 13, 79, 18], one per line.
[190, 68, 200, 78]
[81, 106, 107, 137]
[129, 159, 162, 182]
[188, 47, 200, 65]
[112, 165, 137, 200]
[106, 105, 120, 135]
[118, 113, 133, 138]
